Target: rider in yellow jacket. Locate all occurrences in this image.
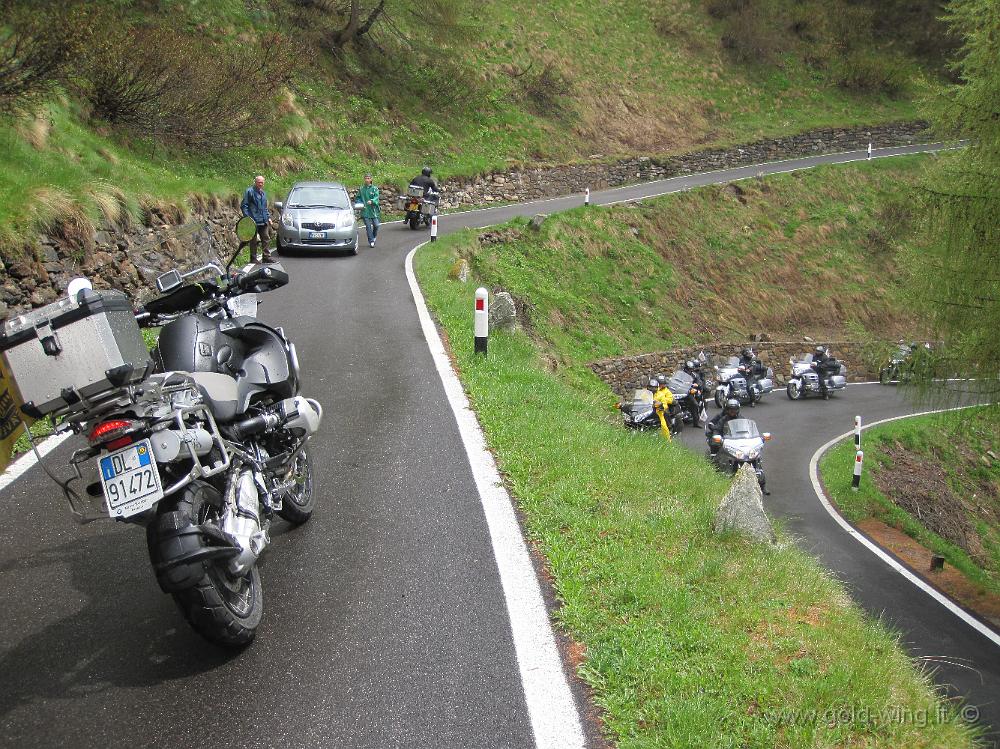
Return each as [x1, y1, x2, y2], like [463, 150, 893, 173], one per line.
[652, 375, 675, 439]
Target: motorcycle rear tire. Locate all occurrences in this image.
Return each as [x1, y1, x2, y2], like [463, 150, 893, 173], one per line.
[277, 445, 315, 525]
[173, 565, 263, 648]
[409, 215, 419, 230]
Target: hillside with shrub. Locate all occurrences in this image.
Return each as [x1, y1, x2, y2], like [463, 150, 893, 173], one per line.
[0, 0, 952, 254]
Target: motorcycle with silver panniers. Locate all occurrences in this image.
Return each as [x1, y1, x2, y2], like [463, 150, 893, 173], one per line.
[0, 217, 322, 647]
[712, 356, 774, 408]
[786, 353, 848, 400]
[396, 183, 439, 230]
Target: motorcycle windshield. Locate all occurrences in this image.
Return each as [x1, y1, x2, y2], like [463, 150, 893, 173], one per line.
[722, 356, 740, 367]
[723, 418, 760, 439]
[666, 371, 694, 395]
[793, 353, 814, 364]
[626, 389, 654, 409]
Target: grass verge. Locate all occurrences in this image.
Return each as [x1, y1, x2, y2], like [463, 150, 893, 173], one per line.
[820, 407, 1000, 598]
[414, 233, 976, 747]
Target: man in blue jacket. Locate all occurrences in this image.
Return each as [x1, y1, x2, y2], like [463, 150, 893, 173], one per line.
[241, 175, 273, 263]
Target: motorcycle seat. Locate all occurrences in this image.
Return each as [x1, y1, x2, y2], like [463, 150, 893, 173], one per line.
[189, 372, 241, 422]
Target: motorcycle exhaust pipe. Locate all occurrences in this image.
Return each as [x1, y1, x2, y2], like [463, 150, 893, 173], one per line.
[150, 428, 213, 463]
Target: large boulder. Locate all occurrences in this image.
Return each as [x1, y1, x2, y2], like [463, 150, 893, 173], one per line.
[713, 463, 775, 543]
[489, 291, 517, 331]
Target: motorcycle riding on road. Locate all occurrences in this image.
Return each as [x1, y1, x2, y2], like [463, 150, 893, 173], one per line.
[879, 341, 931, 385]
[786, 346, 847, 400]
[713, 354, 774, 408]
[706, 399, 771, 494]
[0, 217, 322, 647]
[397, 166, 440, 230]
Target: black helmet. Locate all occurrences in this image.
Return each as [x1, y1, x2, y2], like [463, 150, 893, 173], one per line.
[741, 347, 754, 359]
[724, 398, 740, 417]
[421, 166, 433, 178]
[814, 345, 826, 356]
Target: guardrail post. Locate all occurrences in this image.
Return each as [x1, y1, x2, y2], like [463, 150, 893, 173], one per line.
[585, 187, 590, 206]
[474, 287, 488, 356]
[852, 450, 864, 491]
[854, 415, 861, 449]
[430, 214, 438, 242]
[867, 142, 873, 160]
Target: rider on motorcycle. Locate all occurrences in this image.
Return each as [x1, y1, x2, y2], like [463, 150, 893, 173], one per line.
[811, 345, 837, 397]
[410, 167, 441, 203]
[706, 398, 741, 455]
[681, 359, 706, 427]
[653, 374, 676, 438]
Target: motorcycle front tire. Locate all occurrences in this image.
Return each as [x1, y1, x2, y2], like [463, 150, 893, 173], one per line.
[278, 445, 315, 525]
[786, 381, 801, 400]
[714, 388, 726, 408]
[879, 367, 892, 385]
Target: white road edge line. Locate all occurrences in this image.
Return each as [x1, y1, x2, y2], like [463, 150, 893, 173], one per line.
[404, 242, 586, 749]
[0, 431, 72, 493]
[808, 406, 1000, 646]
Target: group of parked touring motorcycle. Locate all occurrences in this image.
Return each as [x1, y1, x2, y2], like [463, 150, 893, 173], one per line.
[616, 345, 852, 495]
[0, 217, 320, 648]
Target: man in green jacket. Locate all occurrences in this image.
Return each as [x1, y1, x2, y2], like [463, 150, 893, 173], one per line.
[357, 174, 381, 248]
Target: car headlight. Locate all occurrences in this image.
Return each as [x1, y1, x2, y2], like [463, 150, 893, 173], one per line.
[282, 212, 294, 228]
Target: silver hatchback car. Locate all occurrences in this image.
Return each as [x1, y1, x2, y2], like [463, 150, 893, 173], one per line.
[275, 181, 359, 255]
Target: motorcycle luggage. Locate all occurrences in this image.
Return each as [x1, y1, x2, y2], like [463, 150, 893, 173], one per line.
[420, 201, 437, 216]
[406, 184, 426, 198]
[395, 195, 408, 211]
[0, 288, 151, 417]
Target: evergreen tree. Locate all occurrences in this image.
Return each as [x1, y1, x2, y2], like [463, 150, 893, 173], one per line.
[914, 0, 1000, 393]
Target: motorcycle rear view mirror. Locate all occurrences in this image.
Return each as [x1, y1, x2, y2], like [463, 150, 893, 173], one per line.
[353, 202, 364, 211]
[156, 270, 183, 293]
[763, 433, 772, 441]
[228, 216, 259, 274]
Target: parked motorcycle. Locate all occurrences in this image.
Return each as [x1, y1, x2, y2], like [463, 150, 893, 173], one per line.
[665, 370, 708, 427]
[396, 183, 439, 230]
[0, 217, 322, 647]
[786, 353, 847, 400]
[707, 417, 772, 493]
[616, 382, 682, 437]
[713, 356, 774, 408]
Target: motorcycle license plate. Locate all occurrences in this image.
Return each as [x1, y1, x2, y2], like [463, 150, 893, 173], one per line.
[309, 231, 325, 239]
[98, 439, 163, 518]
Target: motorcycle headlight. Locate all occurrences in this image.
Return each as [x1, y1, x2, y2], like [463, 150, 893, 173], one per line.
[731, 448, 747, 460]
[746, 448, 761, 460]
[282, 212, 295, 228]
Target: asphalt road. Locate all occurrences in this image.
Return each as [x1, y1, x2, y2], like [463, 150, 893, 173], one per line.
[1, 142, 995, 748]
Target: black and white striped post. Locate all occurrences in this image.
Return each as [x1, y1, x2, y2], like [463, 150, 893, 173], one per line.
[867, 142, 873, 161]
[430, 214, 438, 242]
[852, 449, 864, 491]
[474, 287, 488, 356]
[585, 187, 590, 206]
[854, 415, 861, 449]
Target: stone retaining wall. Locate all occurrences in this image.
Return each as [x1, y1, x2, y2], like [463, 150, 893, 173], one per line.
[0, 121, 932, 314]
[591, 340, 883, 398]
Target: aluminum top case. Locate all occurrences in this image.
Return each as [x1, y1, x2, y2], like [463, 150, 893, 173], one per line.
[406, 184, 426, 198]
[0, 288, 152, 418]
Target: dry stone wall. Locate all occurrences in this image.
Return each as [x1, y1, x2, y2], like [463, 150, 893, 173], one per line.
[591, 340, 883, 398]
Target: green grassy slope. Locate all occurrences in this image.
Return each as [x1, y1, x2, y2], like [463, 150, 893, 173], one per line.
[412, 160, 977, 745]
[444, 155, 932, 366]
[0, 0, 936, 251]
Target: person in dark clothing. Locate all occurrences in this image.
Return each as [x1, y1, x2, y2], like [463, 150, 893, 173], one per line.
[240, 175, 273, 263]
[409, 166, 440, 201]
[811, 345, 836, 397]
[706, 398, 741, 455]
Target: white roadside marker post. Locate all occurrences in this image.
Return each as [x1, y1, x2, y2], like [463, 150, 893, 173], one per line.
[474, 287, 488, 356]
[854, 415, 861, 449]
[852, 450, 864, 491]
[430, 214, 438, 242]
[585, 187, 590, 206]
[867, 142, 873, 160]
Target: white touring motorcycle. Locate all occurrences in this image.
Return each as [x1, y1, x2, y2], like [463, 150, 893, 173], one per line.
[786, 353, 848, 400]
[713, 356, 775, 407]
[0, 217, 322, 647]
[708, 417, 772, 494]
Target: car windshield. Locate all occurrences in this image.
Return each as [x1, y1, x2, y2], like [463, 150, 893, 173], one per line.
[724, 418, 760, 439]
[287, 187, 350, 209]
[666, 371, 693, 393]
